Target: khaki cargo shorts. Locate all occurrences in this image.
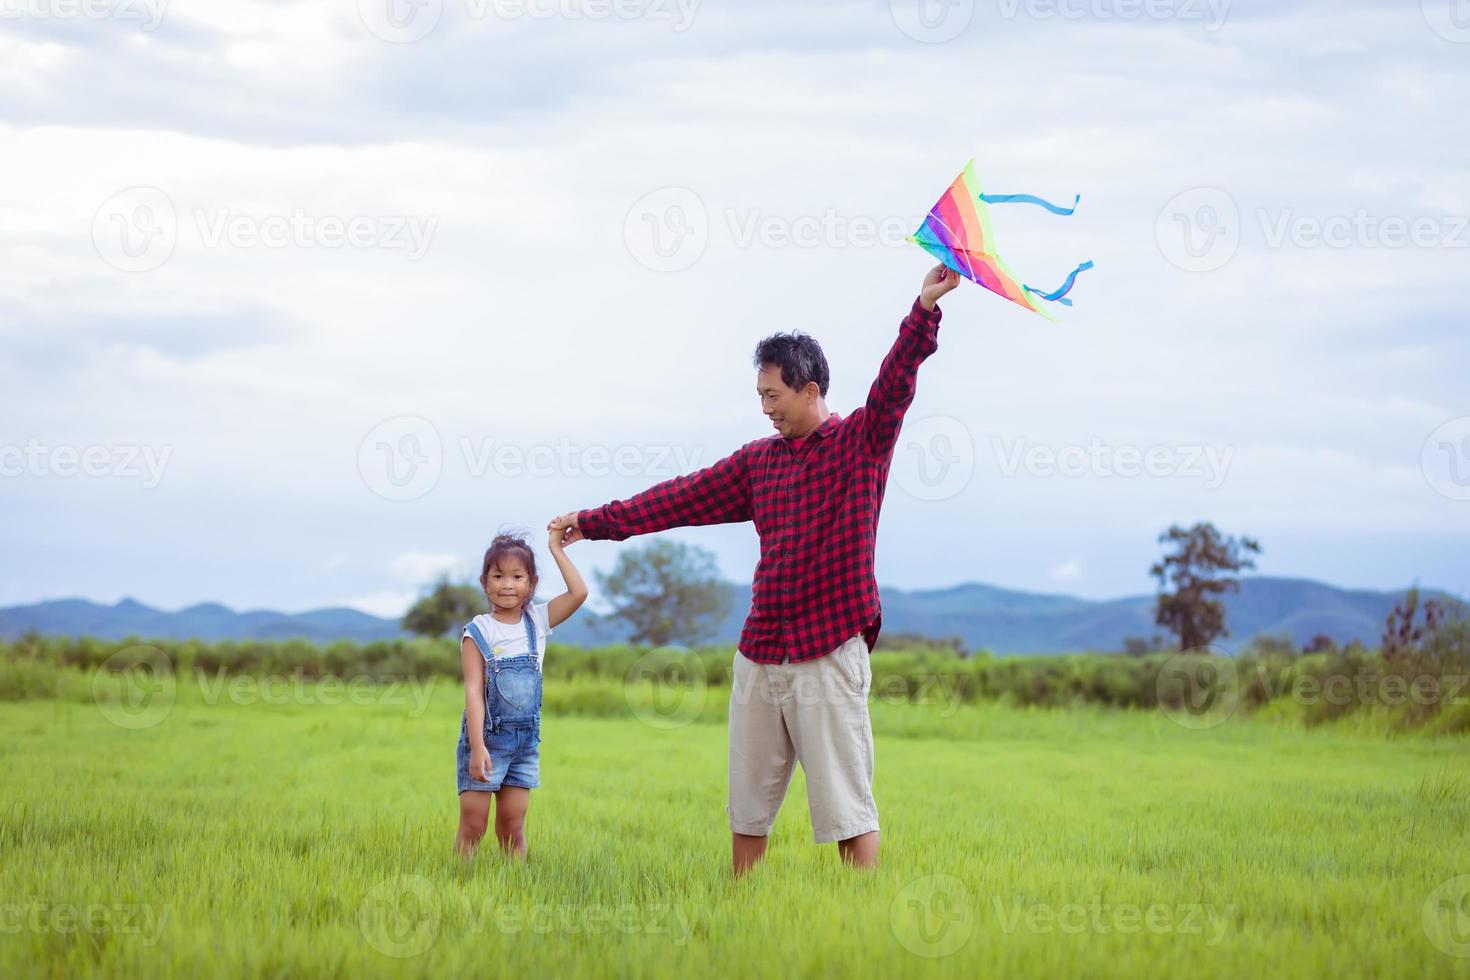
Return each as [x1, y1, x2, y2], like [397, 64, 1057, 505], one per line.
[726, 632, 879, 844]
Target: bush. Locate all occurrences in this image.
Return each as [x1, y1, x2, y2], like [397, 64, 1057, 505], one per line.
[2, 632, 1468, 734]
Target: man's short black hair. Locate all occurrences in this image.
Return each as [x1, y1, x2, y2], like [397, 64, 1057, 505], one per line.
[753, 331, 829, 398]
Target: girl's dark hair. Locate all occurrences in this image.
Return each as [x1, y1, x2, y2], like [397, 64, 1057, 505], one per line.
[479, 530, 539, 610]
[753, 330, 829, 398]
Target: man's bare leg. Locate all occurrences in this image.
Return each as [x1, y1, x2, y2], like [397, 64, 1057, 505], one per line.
[837, 831, 879, 869]
[732, 832, 768, 877]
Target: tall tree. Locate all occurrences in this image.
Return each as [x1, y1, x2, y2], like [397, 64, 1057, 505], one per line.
[1150, 522, 1261, 651]
[594, 540, 730, 647]
[402, 576, 485, 638]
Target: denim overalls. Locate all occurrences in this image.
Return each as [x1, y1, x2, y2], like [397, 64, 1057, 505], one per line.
[455, 609, 543, 793]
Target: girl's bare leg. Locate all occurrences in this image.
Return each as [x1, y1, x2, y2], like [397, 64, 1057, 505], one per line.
[455, 791, 492, 858]
[494, 787, 530, 859]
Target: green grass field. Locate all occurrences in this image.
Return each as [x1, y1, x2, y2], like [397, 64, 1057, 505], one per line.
[3, 676, 1470, 978]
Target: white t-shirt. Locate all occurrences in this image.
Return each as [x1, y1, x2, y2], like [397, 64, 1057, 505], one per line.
[463, 602, 552, 670]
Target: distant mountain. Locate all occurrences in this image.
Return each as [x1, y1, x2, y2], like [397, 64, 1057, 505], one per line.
[2, 577, 1462, 654]
[0, 597, 402, 644]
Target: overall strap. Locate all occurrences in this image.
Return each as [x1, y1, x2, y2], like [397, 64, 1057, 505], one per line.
[465, 621, 493, 661]
[522, 608, 538, 663]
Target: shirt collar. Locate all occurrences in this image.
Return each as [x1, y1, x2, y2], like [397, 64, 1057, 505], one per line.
[788, 412, 840, 444]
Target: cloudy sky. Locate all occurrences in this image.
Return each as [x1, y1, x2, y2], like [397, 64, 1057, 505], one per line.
[2, 0, 1466, 617]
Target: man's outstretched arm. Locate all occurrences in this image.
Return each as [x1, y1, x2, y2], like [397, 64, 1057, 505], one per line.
[855, 263, 960, 460]
[555, 442, 755, 543]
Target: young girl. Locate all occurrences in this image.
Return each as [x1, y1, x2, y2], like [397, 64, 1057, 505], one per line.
[454, 521, 587, 859]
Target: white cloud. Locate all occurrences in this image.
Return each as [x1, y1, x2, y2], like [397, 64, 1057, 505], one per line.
[1050, 559, 1084, 583]
[331, 590, 417, 619]
[388, 551, 467, 584]
[3, 0, 1466, 611]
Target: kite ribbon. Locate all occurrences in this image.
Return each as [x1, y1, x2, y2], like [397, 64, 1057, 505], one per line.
[978, 192, 1081, 216]
[1023, 259, 1095, 307]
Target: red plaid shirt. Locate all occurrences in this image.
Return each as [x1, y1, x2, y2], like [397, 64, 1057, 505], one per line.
[578, 296, 943, 664]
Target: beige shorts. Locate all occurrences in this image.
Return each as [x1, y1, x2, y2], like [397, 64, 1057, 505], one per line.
[726, 632, 879, 844]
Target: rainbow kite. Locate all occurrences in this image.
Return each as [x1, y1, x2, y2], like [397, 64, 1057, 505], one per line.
[907, 160, 1093, 320]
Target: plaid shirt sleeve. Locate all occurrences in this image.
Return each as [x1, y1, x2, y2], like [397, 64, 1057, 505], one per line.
[854, 295, 943, 460]
[577, 442, 754, 542]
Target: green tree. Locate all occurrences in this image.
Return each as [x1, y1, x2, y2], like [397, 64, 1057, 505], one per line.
[401, 575, 485, 638]
[1150, 522, 1261, 651]
[594, 540, 730, 647]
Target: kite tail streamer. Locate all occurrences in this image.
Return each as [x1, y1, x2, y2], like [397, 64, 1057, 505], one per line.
[978, 192, 1081, 216]
[1023, 260, 1095, 306]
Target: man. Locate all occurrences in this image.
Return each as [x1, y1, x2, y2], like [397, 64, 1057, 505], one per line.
[550, 263, 960, 875]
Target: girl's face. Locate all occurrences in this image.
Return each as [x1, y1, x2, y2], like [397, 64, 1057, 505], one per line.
[484, 557, 532, 613]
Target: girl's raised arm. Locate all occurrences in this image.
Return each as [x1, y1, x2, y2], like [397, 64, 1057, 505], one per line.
[546, 517, 589, 630]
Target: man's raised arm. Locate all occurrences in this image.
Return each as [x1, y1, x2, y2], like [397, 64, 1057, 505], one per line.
[571, 442, 755, 542]
[855, 265, 957, 460]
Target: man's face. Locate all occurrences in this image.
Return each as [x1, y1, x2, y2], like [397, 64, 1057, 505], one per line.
[757, 364, 815, 438]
